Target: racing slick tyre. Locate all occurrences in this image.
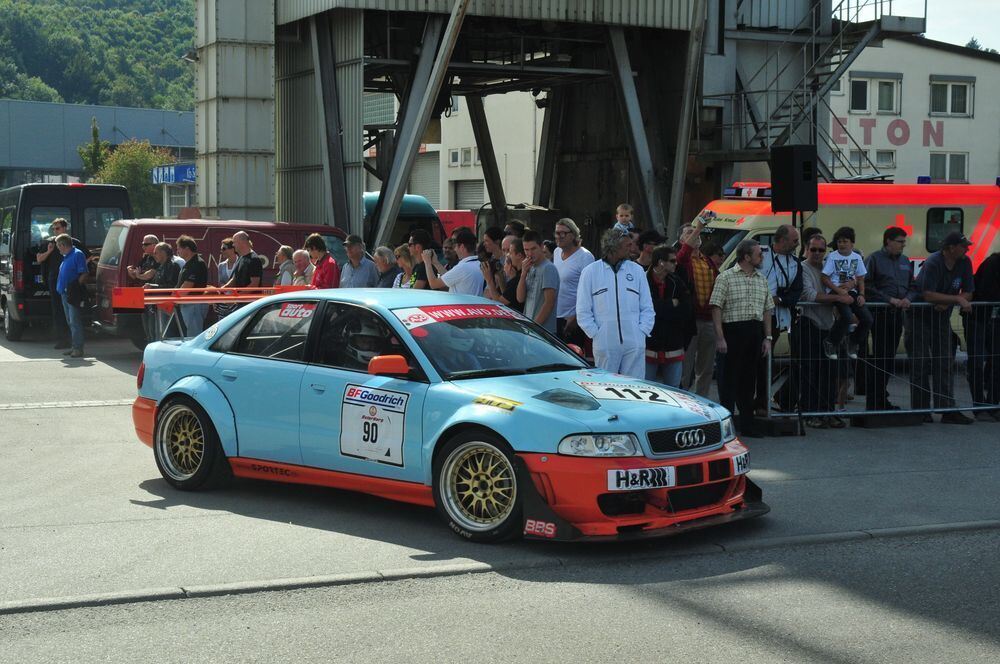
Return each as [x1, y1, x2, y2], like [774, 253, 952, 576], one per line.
[2, 305, 25, 341]
[153, 396, 231, 491]
[433, 430, 523, 543]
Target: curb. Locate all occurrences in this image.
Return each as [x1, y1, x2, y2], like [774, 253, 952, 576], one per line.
[2, 519, 998, 617]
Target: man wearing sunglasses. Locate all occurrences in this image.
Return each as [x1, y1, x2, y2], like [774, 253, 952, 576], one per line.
[126, 234, 161, 342]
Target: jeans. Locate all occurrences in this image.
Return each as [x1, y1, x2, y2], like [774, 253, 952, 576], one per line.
[645, 360, 683, 387]
[179, 303, 208, 337]
[61, 296, 84, 351]
[829, 293, 873, 347]
[49, 289, 69, 342]
[792, 317, 836, 412]
[681, 318, 717, 397]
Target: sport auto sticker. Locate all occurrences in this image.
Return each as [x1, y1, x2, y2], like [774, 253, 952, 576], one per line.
[576, 382, 681, 407]
[278, 302, 316, 319]
[340, 384, 409, 466]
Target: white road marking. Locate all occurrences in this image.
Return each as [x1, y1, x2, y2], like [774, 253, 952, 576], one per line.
[0, 399, 134, 411]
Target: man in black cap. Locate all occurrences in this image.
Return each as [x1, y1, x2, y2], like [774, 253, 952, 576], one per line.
[908, 231, 974, 424]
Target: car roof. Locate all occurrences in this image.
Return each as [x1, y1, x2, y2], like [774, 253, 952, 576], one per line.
[362, 192, 437, 218]
[113, 219, 347, 235]
[283, 288, 494, 312]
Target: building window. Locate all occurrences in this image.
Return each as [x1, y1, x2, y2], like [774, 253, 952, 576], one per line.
[929, 152, 968, 183]
[448, 149, 460, 167]
[850, 80, 869, 112]
[926, 208, 964, 252]
[830, 78, 843, 94]
[849, 149, 869, 169]
[473, 147, 481, 165]
[876, 80, 898, 113]
[875, 150, 896, 169]
[461, 147, 473, 166]
[930, 81, 973, 116]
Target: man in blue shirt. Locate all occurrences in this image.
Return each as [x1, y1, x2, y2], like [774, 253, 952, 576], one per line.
[909, 232, 974, 424]
[55, 234, 89, 358]
[339, 235, 379, 288]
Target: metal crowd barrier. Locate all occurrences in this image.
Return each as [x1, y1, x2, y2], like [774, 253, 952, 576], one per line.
[765, 300, 1000, 424]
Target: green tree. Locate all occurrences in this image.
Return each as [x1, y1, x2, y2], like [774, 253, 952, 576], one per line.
[94, 139, 176, 218]
[965, 36, 999, 54]
[77, 117, 112, 182]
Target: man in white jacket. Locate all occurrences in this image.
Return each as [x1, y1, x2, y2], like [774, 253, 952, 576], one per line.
[576, 228, 655, 378]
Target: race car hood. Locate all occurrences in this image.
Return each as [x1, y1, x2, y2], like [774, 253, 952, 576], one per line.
[449, 369, 726, 434]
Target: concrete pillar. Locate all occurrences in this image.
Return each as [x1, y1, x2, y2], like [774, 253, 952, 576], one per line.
[195, 0, 275, 220]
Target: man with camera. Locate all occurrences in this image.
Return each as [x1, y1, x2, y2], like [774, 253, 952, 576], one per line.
[423, 229, 483, 296]
[758, 224, 802, 412]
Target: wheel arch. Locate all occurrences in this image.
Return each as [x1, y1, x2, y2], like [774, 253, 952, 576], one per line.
[160, 375, 239, 457]
[426, 421, 508, 484]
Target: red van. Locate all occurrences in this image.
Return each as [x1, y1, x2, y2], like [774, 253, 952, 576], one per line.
[96, 219, 349, 346]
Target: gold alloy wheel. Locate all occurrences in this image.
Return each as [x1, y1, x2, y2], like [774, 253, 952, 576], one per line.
[157, 404, 206, 481]
[442, 442, 517, 532]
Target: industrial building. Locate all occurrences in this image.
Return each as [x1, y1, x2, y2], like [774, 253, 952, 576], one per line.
[193, 0, 925, 245]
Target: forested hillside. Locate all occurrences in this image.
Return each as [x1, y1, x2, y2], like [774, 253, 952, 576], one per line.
[0, 0, 195, 110]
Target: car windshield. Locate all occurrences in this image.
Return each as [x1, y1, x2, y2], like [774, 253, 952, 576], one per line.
[700, 226, 747, 260]
[392, 304, 587, 380]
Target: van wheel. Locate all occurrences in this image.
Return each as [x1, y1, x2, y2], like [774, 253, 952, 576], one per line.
[2, 305, 25, 341]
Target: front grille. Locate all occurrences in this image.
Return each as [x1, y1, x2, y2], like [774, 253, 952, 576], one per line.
[675, 463, 703, 486]
[598, 492, 646, 516]
[647, 422, 722, 455]
[708, 458, 732, 482]
[667, 482, 729, 512]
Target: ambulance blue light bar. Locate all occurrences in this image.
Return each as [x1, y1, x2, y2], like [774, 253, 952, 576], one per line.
[917, 175, 932, 184]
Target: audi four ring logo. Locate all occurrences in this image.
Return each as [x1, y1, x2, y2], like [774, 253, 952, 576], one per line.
[674, 429, 707, 448]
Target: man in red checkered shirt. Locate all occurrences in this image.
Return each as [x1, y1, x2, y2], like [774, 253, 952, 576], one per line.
[676, 211, 720, 397]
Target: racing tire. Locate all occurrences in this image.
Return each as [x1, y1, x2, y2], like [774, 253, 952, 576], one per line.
[153, 396, 230, 491]
[433, 431, 523, 543]
[2, 305, 25, 341]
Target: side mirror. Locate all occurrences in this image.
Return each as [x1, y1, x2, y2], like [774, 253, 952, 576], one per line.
[368, 354, 411, 377]
[567, 343, 585, 358]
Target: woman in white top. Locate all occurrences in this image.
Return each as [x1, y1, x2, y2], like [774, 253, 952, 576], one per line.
[217, 237, 237, 285]
[392, 244, 414, 289]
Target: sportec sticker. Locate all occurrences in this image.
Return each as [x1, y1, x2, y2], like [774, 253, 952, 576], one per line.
[278, 302, 316, 319]
[576, 382, 681, 407]
[473, 395, 522, 412]
[340, 384, 409, 466]
[203, 323, 219, 340]
[393, 304, 523, 330]
[668, 392, 716, 421]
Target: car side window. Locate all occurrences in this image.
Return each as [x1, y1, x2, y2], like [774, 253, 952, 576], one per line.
[314, 303, 416, 374]
[926, 207, 963, 252]
[233, 301, 318, 362]
[0, 207, 13, 255]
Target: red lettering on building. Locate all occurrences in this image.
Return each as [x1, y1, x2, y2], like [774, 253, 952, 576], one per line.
[859, 118, 877, 145]
[887, 119, 910, 146]
[923, 120, 944, 147]
[833, 116, 849, 145]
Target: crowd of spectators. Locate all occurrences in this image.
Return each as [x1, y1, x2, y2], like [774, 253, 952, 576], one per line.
[116, 203, 999, 431]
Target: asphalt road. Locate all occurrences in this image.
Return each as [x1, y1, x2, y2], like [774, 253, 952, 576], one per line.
[2, 532, 998, 663]
[1, 328, 999, 661]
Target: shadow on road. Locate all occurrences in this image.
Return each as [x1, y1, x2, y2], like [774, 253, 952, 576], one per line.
[0, 326, 141, 375]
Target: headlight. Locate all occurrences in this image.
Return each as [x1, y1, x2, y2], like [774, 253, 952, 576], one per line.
[558, 433, 641, 457]
[721, 416, 736, 443]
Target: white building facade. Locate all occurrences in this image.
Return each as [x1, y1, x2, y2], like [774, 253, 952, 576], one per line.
[829, 36, 1000, 184]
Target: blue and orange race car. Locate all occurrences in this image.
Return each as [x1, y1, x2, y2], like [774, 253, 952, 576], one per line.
[132, 290, 768, 542]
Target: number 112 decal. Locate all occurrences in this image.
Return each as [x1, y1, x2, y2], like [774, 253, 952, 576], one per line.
[576, 382, 681, 407]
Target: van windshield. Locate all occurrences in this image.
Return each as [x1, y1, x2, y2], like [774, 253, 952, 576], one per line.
[701, 227, 748, 260]
[99, 225, 128, 267]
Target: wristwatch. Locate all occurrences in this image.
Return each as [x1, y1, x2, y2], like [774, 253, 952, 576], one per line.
[765, 335, 774, 341]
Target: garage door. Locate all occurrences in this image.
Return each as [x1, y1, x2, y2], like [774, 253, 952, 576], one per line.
[454, 179, 485, 210]
[408, 151, 440, 208]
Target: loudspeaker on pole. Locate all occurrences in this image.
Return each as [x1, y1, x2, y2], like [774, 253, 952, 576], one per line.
[770, 145, 818, 212]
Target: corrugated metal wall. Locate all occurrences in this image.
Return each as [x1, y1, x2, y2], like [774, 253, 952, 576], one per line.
[275, 9, 365, 231]
[277, 1, 694, 30]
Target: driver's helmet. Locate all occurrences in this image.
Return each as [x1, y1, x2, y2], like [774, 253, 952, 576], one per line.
[345, 317, 384, 365]
[424, 323, 475, 355]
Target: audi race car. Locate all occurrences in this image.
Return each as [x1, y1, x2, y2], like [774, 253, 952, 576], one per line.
[132, 290, 768, 542]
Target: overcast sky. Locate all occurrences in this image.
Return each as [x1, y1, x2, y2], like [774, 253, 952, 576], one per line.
[892, 0, 994, 48]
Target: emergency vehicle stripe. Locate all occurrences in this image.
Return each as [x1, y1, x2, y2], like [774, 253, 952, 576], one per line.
[971, 205, 1000, 267]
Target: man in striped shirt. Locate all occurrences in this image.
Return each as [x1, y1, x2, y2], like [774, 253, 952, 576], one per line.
[710, 239, 774, 437]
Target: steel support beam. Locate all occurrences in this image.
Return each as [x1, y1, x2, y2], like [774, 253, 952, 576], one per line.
[311, 14, 351, 231]
[533, 89, 564, 208]
[608, 27, 667, 236]
[465, 95, 507, 225]
[372, 0, 471, 248]
[667, 0, 708, 240]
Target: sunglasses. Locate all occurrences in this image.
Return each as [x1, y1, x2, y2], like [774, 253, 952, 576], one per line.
[554, 231, 571, 237]
[808, 247, 826, 253]
[142, 242, 155, 246]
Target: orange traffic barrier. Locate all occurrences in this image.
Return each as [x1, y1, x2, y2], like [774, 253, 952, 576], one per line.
[112, 286, 311, 313]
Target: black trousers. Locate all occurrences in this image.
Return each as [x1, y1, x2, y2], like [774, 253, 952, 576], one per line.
[49, 288, 69, 342]
[720, 320, 763, 431]
[964, 310, 1000, 406]
[865, 307, 904, 409]
[792, 318, 836, 413]
[907, 310, 955, 410]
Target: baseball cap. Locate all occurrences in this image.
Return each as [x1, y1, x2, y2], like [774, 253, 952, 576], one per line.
[941, 232, 972, 248]
[344, 234, 364, 246]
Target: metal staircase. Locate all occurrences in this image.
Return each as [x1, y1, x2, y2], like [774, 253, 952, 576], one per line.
[701, 0, 926, 180]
